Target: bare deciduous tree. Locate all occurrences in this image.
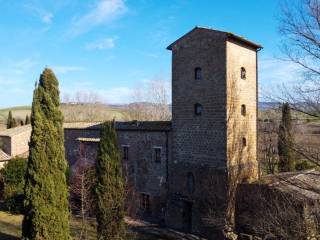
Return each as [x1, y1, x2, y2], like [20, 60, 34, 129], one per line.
[271, 0, 320, 167]
[129, 77, 171, 121]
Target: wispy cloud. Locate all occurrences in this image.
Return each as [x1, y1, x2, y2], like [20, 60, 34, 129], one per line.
[51, 66, 87, 74]
[259, 58, 303, 85]
[86, 37, 117, 50]
[24, 4, 54, 24]
[259, 57, 305, 100]
[69, 0, 127, 36]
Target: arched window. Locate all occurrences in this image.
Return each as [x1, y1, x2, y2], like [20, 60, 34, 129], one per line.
[241, 67, 246, 80]
[242, 137, 247, 147]
[187, 172, 195, 193]
[241, 104, 246, 116]
[195, 67, 202, 80]
[194, 103, 203, 116]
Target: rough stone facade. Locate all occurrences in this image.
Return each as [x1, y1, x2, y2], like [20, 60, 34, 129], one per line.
[236, 171, 320, 240]
[64, 121, 171, 221]
[0, 27, 268, 239]
[0, 125, 31, 159]
[166, 27, 260, 238]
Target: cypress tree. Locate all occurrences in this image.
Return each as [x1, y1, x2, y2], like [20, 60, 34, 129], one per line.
[94, 121, 125, 240]
[278, 102, 295, 172]
[7, 111, 13, 129]
[25, 115, 30, 125]
[22, 68, 70, 240]
[12, 118, 17, 128]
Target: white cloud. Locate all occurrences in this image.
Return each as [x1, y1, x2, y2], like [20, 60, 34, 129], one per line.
[70, 0, 127, 36]
[99, 87, 133, 104]
[24, 4, 54, 24]
[51, 66, 87, 74]
[86, 37, 117, 50]
[42, 12, 53, 24]
[259, 58, 304, 85]
[259, 57, 305, 100]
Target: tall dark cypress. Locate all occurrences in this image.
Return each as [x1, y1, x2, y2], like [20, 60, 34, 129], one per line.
[94, 121, 125, 240]
[22, 68, 70, 240]
[278, 102, 295, 172]
[7, 111, 13, 129]
[25, 115, 30, 125]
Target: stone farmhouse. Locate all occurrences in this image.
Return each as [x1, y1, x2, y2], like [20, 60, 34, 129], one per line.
[0, 27, 319, 239]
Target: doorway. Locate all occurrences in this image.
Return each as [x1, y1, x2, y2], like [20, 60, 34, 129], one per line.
[182, 201, 192, 232]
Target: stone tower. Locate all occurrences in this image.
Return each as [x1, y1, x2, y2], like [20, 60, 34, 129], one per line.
[166, 27, 262, 238]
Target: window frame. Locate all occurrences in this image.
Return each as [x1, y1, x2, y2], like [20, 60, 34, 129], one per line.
[241, 104, 246, 116]
[194, 67, 202, 80]
[153, 147, 162, 163]
[194, 103, 203, 116]
[122, 145, 129, 161]
[242, 137, 247, 147]
[241, 67, 246, 80]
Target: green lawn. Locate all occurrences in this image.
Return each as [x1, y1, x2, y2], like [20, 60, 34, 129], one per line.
[0, 211, 161, 240]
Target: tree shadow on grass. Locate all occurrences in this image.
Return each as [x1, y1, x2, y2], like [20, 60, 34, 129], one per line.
[0, 232, 19, 240]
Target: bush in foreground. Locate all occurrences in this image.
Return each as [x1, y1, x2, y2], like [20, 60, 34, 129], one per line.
[1, 157, 27, 214]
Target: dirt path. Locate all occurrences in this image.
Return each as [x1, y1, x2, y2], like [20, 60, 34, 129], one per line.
[126, 218, 207, 240]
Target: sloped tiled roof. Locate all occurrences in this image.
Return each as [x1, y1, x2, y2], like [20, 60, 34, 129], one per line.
[0, 149, 10, 161]
[0, 125, 31, 137]
[263, 170, 320, 201]
[167, 26, 262, 50]
[64, 121, 172, 131]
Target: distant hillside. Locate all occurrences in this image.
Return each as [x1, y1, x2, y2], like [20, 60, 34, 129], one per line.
[0, 104, 130, 128]
[0, 106, 31, 124]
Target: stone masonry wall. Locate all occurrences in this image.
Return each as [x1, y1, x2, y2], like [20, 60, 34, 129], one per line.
[64, 128, 170, 220]
[226, 40, 258, 179]
[10, 130, 31, 157]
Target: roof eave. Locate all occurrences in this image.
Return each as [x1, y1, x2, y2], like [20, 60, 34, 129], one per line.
[227, 33, 263, 50]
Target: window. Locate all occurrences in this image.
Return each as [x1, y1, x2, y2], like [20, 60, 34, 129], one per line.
[122, 146, 129, 160]
[241, 104, 246, 116]
[242, 137, 247, 147]
[194, 103, 203, 116]
[187, 172, 195, 193]
[80, 142, 86, 158]
[140, 193, 150, 213]
[241, 67, 246, 80]
[154, 147, 161, 163]
[195, 67, 202, 80]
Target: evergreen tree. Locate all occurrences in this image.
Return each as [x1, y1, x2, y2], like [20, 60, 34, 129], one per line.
[12, 117, 17, 128]
[22, 68, 70, 240]
[25, 115, 30, 125]
[94, 121, 125, 240]
[20, 120, 24, 126]
[7, 111, 13, 129]
[278, 102, 295, 172]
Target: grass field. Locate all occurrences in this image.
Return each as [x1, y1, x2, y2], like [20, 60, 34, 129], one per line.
[0, 211, 161, 240]
[0, 104, 130, 129]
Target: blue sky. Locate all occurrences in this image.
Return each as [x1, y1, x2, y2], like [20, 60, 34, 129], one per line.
[0, 0, 301, 108]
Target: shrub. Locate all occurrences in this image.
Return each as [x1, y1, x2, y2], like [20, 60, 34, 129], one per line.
[1, 157, 27, 213]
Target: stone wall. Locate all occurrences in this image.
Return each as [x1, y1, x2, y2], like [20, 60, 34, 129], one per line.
[10, 130, 31, 157]
[167, 27, 259, 239]
[226, 39, 258, 179]
[64, 127, 171, 221]
[236, 183, 320, 240]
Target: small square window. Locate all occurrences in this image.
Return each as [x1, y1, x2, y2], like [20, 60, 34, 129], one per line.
[154, 148, 161, 163]
[194, 103, 203, 116]
[122, 146, 129, 161]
